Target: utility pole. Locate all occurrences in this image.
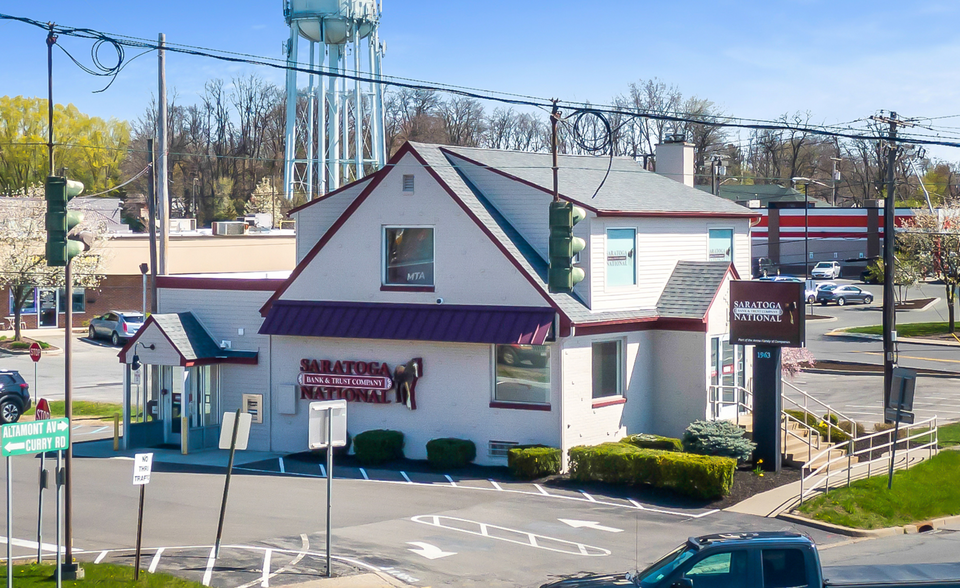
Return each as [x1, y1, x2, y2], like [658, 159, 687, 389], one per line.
[158, 33, 169, 276]
[870, 112, 912, 419]
[550, 100, 560, 203]
[831, 157, 842, 206]
[147, 140, 158, 314]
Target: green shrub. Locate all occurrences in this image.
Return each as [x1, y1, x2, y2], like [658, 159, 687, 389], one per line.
[353, 429, 404, 465]
[9, 342, 28, 350]
[508, 445, 561, 479]
[426, 438, 476, 469]
[621, 433, 683, 452]
[312, 432, 352, 460]
[824, 413, 840, 426]
[786, 409, 854, 442]
[682, 420, 756, 463]
[568, 443, 735, 499]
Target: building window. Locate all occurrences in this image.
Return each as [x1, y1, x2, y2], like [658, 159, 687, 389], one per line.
[494, 344, 550, 404]
[384, 227, 434, 286]
[708, 228, 734, 263]
[8, 286, 37, 315]
[402, 174, 415, 193]
[605, 228, 636, 286]
[57, 288, 85, 313]
[592, 340, 622, 399]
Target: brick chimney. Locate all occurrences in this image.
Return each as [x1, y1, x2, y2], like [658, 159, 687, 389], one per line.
[655, 134, 695, 187]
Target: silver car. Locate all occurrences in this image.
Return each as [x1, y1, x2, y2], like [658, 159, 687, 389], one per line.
[88, 311, 145, 346]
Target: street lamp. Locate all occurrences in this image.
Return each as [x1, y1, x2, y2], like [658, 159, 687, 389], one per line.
[791, 177, 831, 279]
[192, 177, 198, 220]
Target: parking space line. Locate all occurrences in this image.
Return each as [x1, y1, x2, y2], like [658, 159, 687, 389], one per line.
[94, 550, 108, 564]
[319, 464, 326, 478]
[400, 471, 412, 483]
[148, 547, 164, 573]
[534, 484, 549, 496]
[360, 468, 369, 480]
[628, 499, 644, 509]
[580, 491, 596, 502]
[202, 547, 216, 586]
[445, 475, 456, 487]
[411, 515, 610, 557]
[278, 458, 285, 474]
[489, 479, 503, 491]
[260, 549, 271, 587]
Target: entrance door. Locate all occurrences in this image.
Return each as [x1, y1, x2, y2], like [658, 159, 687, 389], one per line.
[38, 289, 58, 328]
[711, 337, 745, 420]
[160, 366, 184, 446]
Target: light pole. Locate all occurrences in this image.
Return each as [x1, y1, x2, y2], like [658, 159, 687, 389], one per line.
[792, 177, 831, 279]
[192, 177, 198, 220]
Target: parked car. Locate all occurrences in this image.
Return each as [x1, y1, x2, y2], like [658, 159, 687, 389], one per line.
[758, 275, 802, 283]
[0, 369, 31, 424]
[804, 281, 837, 304]
[816, 284, 874, 306]
[811, 261, 842, 279]
[497, 344, 549, 368]
[88, 311, 145, 346]
[754, 257, 779, 278]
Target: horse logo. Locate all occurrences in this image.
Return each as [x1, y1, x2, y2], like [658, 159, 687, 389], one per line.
[393, 358, 423, 410]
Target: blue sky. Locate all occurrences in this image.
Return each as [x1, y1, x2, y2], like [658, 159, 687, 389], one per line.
[2, 1, 960, 159]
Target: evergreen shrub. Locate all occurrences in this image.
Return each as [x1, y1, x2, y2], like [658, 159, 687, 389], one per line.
[508, 445, 561, 479]
[682, 420, 756, 463]
[353, 429, 404, 465]
[426, 438, 476, 469]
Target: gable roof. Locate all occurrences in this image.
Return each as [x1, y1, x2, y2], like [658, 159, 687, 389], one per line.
[441, 145, 756, 217]
[286, 176, 375, 215]
[260, 141, 748, 332]
[657, 261, 737, 320]
[118, 312, 258, 366]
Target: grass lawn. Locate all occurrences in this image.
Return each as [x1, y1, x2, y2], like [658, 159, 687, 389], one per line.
[938, 421, 960, 447]
[846, 322, 959, 337]
[798, 450, 960, 529]
[0, 562, 203, 587]
[24, 400, 122, 419]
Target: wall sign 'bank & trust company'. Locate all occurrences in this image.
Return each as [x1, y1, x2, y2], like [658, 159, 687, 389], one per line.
[297, 357, 424, 409]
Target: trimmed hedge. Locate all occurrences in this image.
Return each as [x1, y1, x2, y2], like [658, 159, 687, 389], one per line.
[508, 445, 561, 479]
[682, 420, 756, 463]
[621, 433, 683, 452]
[568, 443, 735, 499]
[353, 429, 404, 465]
[426, 438, 476, 469]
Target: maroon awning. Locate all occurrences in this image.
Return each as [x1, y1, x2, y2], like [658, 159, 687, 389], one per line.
[259, 301, 554, 345]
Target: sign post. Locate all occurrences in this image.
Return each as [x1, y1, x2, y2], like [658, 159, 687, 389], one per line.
[34, 398, 52, 564]
[887, 368, 918, 489]
[730, 280, 805, 473]
[214, 410, 252, 558]
[309, 400, 347, 577]
[132, 453, 153, 580]
[2, 417, 69, 588]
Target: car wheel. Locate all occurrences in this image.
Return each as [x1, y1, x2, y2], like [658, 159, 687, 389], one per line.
[88, 325, 97, 340]
[111, 331, 121, 346]
[864, 295, 873, 304]
[500, 347, 518, 366]
[807, 295, 815, 304]
[837, 297, 846, 306]
[0, 399, 22, 424]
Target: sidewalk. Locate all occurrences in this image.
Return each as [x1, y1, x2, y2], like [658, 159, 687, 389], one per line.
[73, 438, 286, 468]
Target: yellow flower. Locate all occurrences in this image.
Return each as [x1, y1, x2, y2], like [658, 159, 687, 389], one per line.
[759, 473, 764, 477]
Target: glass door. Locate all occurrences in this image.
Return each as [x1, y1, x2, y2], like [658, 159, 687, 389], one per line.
[38, 289, 58, 328]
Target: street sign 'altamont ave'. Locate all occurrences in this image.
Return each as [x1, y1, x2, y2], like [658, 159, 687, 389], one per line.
[1, 418, 70, 457]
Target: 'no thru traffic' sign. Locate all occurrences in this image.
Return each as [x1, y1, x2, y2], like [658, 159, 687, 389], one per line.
[1, 418, 70, 457]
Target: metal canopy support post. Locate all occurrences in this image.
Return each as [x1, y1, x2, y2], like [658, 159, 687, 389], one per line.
[326, 408, 333, 577]
[752, 345, 782, 473]
[122, 364, 131, 450]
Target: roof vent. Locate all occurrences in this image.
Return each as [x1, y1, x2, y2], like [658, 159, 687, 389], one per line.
[402, 174, 415, 193]
[220, 340, 232, 350]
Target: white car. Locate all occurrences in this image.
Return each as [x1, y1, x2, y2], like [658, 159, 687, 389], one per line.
[805, 281, 837, 304]
[811, 261, 842, 279]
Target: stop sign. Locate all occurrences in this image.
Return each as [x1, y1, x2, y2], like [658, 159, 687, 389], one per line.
[35, 398, 51, 421]
[29, 342, 42, 362]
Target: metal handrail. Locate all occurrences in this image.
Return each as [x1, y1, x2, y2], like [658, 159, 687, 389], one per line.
[799, 416, 938, 504]
[782, 411, 822, 464]
[707, 384, 752, 426]
[781, 378, 861, 445]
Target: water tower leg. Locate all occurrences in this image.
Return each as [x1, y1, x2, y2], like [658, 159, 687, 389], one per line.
[327, 44, 341, 191]
[284, 25, 299, 200]
[306, 41, 316, 201]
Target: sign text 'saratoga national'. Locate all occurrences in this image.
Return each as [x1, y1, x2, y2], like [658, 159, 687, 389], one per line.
[298, 357, 424, 409]
[729, 280, 805, 347]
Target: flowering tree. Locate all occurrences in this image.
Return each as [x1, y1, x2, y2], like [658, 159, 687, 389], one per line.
[898, 208, 960, 332]
[0, 194, 106, 341]
[781, 346, 816, 379]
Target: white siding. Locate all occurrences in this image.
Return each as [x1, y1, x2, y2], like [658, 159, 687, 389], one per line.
[590, 217, 751, 311]
[125, 322, 182, 366]
[650, 330, 709, 438]
[280, 153, 547, 308]
[157, 287, 273, 450]
[269, 336, 561, 465]
[292, 178, 371, 264]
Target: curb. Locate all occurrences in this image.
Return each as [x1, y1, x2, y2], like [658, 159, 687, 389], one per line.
[0, 346, 63, 357]
[825, 328, 960, 348]
[777, 512, 960, 538]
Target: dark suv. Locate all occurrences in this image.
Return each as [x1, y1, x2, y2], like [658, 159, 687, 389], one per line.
[0, 369, 30, 423]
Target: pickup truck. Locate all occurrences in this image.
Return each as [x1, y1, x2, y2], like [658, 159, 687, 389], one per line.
[626, 532, 960, 588]
[543, 532, 960, 587]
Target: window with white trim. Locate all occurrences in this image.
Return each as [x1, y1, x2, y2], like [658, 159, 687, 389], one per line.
[605, 228, 636, 286]
[592, 340, 622, 399]
[383, 227, 434, 286]
[493, 344, 550, 404]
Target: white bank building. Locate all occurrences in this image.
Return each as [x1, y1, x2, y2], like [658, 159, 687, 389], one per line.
[118, 140, 756, 466]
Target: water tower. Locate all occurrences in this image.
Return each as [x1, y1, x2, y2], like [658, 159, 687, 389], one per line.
[283, 0, 386, 199]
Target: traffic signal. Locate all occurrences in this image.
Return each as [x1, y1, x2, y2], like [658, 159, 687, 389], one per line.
[45, 176, 86, 267]
[548, 200, 586, 293]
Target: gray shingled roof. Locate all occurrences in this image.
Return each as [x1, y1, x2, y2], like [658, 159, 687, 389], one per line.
[439, 145, 754, 216]
[151, 312, 258, 363]
[657, 261, 733, 320]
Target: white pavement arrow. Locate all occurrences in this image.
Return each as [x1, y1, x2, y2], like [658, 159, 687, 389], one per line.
[558, 519, 623, 533]
[407, 541, 456, 560]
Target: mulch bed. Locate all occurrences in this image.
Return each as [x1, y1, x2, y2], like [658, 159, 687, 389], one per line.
[0, 336, 54, 353]
[862, 297, 937, 311]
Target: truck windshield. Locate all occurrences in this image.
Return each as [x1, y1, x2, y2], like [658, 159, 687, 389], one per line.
[637, 544, 696, 587]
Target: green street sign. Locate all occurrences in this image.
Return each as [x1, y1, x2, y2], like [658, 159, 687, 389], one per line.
[1, 418, 70, 457]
